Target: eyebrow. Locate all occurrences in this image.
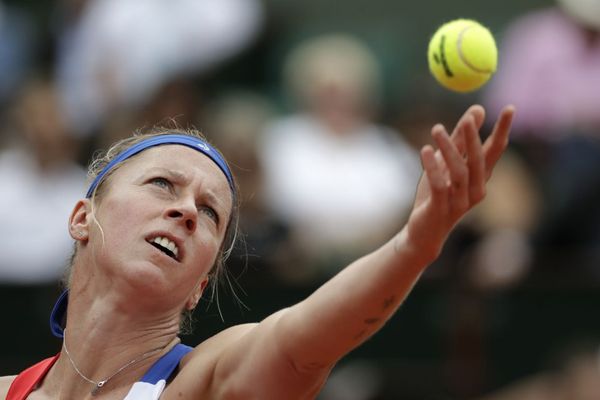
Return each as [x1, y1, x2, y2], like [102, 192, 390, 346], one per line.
[148, 167, 229, 214]
[146, 167, 189, 184]
[203, 191, 220, 207]
[169, 168, 189, 181]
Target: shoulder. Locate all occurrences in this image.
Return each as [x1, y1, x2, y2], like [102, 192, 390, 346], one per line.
[0, 375, 17, 399]
[166, 310, 328, 400]
[163, 323, 259, 398]
[186, 323, 259, 364]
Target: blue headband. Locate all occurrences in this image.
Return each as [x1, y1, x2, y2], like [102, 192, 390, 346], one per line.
[86, 134, 235, 198]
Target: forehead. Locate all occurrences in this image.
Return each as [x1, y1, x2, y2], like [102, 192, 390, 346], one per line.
[114, 144, 233, 202]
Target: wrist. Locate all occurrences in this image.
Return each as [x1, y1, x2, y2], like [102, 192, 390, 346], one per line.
[393, 225, 442, 267]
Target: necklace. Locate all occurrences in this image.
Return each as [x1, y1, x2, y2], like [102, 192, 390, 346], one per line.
[62, 329, 171, 396]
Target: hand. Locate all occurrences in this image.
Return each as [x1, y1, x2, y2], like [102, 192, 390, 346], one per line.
[402, 104, 515, 262]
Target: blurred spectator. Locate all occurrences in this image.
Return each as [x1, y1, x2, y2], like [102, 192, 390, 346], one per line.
[98, 76, 202, 150]
[0, 3, 34, 101]
[202, 91, 291, 285]
[483, 0, 600, 277]
[433, 4, 600, 393]
[427, 150, 542, 397]
[0, 79, 86, 283]
[0, 4, 35, 104]
[318, 360, 384, 400]
[465, 150, 541, 291]
[478, 341, 600, 400]
[484, 0, 600, 138]
[53, 0, 264, 137]
[258, 34, 421, 281]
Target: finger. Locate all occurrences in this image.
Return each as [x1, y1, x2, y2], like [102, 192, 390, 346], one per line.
[450, 105, 485, 154]
[432, 124, 469, 210]
[464, 115, 486, 203]
[421, 144, 448, 209]
[483, 105, 515, 176]
[468, 104, 486, 130]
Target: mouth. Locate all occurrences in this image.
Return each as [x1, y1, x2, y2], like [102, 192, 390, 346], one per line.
[147, 235, 180, 262]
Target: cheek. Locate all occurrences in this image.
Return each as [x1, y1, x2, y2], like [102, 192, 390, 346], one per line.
[94, 196, 148, 242]
[189, 236, 222, 277]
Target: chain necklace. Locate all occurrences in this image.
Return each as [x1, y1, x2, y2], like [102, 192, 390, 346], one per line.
[62, 329, 171, 396]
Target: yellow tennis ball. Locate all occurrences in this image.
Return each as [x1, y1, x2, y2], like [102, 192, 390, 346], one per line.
[428, 19, 497, 93]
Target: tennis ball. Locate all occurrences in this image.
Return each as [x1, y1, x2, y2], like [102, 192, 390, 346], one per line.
[428, 19, 497, 93]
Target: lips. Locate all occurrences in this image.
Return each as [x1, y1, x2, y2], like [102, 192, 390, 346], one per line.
[146, 234, 181, 262]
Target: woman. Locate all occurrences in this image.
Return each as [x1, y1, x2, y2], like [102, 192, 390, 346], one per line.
[1, 104, 514, 399]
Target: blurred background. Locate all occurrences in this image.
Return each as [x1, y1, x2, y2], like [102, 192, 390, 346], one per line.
[1, 0, 600, 398]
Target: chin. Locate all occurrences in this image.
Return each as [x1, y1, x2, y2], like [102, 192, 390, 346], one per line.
[114, 259, 173, 297]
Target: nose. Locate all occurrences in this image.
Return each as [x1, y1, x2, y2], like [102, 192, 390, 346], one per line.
[167, 200, 197, 233]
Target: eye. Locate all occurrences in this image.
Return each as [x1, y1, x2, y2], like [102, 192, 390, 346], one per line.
[199, 206, 219, 224]
[150, 177, 172, 191]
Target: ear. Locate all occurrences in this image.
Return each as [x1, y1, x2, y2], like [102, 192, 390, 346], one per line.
[186, 278, 209, 310]
[68, 199, 92, 241]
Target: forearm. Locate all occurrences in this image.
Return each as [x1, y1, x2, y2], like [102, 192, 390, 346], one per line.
[278, 225, 438, 370]
[272, 104, 512, 374]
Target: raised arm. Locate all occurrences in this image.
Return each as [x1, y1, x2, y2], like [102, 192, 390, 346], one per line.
[202, 104, 515, 399]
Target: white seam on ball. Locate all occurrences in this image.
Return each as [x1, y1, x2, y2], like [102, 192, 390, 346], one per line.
[456, 25, 493, 74]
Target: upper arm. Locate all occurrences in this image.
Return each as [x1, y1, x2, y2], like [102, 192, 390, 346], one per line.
[0, 376, 16, 400]
[171, 311, 332, 400]
[211, 309, 333, 399]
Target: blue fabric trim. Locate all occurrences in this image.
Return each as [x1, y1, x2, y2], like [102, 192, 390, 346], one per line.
[49, 290, 68, 338]
[86, 134, 235, 198]
[139, 343, 193, 384]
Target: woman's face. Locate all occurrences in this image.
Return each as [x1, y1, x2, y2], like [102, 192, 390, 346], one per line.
[85, 145, 233, 310]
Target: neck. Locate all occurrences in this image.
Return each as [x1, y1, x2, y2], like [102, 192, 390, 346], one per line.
[62, 329, 177, 396]
[46, 289, 182, 398]
[52, 330, 179, 399]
